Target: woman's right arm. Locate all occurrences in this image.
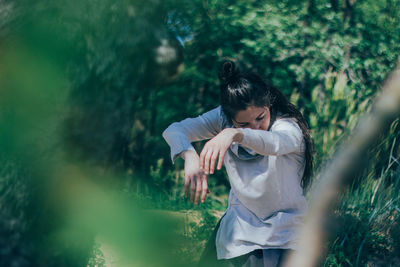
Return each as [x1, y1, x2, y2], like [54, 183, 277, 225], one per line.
[162, 106, 222, 204]
[162, 106, 222, 163]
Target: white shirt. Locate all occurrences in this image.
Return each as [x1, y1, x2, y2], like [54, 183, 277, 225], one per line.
[162, 106, 308, 259]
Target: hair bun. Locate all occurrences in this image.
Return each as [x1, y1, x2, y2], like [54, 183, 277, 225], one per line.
[218, 60, 239, 84]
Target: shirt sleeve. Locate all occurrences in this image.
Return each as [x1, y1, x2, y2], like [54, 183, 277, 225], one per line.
[162, 106, 222, 163]
[238, 118, 305, 156]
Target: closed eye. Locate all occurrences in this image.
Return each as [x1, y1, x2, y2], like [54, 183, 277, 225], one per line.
[256, 116, 265, 121]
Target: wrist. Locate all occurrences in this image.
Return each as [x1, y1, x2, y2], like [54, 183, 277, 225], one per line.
[180, 150, 198, 160]
[232, 128, 243, 143]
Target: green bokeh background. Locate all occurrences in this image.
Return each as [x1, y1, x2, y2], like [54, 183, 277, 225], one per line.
[1, 0, 399, 266]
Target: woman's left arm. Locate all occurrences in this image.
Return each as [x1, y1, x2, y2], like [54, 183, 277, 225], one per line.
[200, 118, 304, 174]
[237, 118, 304, 156]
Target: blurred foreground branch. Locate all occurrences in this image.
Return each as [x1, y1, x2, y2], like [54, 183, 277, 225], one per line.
[285, 62, 400, 267]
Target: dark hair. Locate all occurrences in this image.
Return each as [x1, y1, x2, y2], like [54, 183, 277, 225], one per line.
[218, 59, 314, 190]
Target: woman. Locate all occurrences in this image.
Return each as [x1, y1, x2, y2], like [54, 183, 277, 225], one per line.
[162, 60, 313, 266]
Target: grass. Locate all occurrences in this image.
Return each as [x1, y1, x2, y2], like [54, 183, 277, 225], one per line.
[322, 140, 400, 266]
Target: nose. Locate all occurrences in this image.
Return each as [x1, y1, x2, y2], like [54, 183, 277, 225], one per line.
[250, 121, 261, 130]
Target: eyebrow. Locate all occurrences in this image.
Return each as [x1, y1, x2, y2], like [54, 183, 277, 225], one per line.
[234, 111, 265, 124]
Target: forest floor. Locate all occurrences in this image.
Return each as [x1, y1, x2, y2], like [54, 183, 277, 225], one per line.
[90, 209, 224, 267]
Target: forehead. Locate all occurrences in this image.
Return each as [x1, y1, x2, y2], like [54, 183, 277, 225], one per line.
[234, 106, 266, 122]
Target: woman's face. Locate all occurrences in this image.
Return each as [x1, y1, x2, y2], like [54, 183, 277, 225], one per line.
[232, 106, 270, 130]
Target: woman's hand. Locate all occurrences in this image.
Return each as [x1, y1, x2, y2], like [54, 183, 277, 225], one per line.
[181, 150, 208, 204]
[200, 128, 243, 175]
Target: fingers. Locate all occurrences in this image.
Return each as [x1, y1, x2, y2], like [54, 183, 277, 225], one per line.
[209, 151, 219, 174]
[201, 174, 208, 203]
[201, 146, 220, 174]
[199, 146, 206, 170]
[205, 149, 222, 174]
[200, 142, 213, 174]
[190, 175, 196, 203]
[194, 176, 202, 205]
[203, 149, 213, 174]
[217, 148, 227, 170]
[184, 173, 209, 204]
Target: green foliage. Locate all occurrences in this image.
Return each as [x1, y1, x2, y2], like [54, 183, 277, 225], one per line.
[323, 149, 400, 266]
[305, 69, 372, 165]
